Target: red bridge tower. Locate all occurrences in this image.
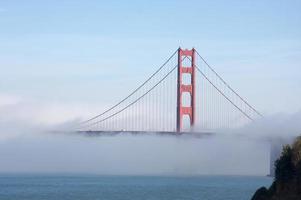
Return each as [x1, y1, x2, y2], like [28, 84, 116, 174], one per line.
[176, 48, 196, 132]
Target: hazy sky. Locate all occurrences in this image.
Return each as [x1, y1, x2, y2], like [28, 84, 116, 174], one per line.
[0, 0, 300, 175]
[0, 0, 300, 121]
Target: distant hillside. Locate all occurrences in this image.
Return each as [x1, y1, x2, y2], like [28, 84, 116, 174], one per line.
[251, 136, 301, 200]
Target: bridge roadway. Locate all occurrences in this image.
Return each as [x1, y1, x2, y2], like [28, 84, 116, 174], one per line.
[77, 130, 215, 138]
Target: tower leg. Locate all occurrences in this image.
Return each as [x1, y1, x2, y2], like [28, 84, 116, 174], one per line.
[176, 48, 196, 132]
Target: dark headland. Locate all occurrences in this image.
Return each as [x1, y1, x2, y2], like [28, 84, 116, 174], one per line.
[251, 136, 301, 200]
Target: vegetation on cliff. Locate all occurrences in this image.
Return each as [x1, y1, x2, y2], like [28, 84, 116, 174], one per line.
[251, 136, 301, 200]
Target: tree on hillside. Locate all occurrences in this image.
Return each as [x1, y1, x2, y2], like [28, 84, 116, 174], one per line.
[274, 145, 295, 184]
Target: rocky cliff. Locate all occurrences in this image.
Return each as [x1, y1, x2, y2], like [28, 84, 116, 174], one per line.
[251, 136, 301, 200]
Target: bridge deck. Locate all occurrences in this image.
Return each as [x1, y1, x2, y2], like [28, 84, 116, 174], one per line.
[77, 131, 215, 137]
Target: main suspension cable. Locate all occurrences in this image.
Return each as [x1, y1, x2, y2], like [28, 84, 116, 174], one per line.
[80, 49, 178, 125]
[195, 65, 254, 121]
[195, 50, 263, 117]
[82, 61, 181, 129]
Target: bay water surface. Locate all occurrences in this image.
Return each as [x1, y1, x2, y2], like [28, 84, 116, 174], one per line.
[0, 174, 272, 200]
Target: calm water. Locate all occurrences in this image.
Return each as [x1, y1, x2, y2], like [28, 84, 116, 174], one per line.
[0, 174, 272, 200]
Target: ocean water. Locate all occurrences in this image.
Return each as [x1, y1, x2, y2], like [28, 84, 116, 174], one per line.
[0, 174, 272, 200]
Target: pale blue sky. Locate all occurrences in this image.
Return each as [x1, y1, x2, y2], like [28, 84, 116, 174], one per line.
[0, 0, 301, 176]
[0, 0, 300, 117]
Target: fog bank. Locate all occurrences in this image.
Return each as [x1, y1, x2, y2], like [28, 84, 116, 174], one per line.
[1, 97, 300, 175]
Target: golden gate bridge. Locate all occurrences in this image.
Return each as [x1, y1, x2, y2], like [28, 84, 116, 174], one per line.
[78, 48, 263, 134]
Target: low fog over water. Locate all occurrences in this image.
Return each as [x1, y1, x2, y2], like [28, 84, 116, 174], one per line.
[1, 107, 300, 175]
[0, 132, 269, 175]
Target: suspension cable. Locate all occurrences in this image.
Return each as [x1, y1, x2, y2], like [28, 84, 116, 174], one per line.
[80, 49, 178, 124]
[195, 50, 263, 117]
[195, 65, 254, 121]
[184, 55, 255, 121]
[81, 61, 181, 129]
